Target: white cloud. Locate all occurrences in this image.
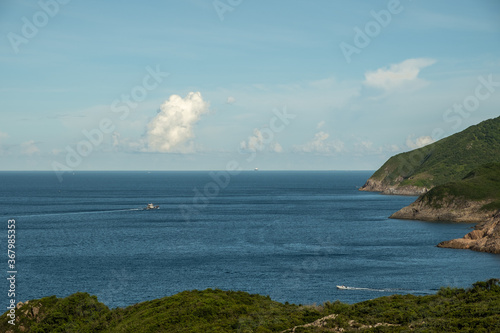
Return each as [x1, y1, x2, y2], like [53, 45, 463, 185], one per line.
[406, 135, 435, 149]
[273, 142, 283, 153]
[356, 141, 373, 151]
[294, 131, 345, 154]
[21, 140, 40, 155]
[389, 144, 400, 152]
[145, 92, 209, 153]
[51, 148, 63, 156]
[240, 128, 283, 153]
[226, 96, 236, 104]
[316, 120, 325, 129]
[112, 132, 120, 147]
[364, 58, 436, 92]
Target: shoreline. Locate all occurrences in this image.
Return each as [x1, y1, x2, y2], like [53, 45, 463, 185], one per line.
[367, 186, 500, 254]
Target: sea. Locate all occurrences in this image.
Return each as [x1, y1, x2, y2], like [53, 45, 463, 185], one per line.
[1, 171, 499, 309]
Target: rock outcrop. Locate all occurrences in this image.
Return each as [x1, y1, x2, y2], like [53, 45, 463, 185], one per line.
[389, 198, 494, 223]
[389, 192, 500, 254]
[359, 178, 429, 196]
[438, 211, 500, 254]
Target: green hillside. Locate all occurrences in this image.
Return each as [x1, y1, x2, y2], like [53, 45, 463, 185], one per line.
[421, 162, 500, 211]
[367, 116, 500, 190]
[2, 280, 500, 332]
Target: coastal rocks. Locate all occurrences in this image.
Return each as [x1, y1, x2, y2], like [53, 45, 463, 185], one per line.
[389, 194, 500, 254]
[389, 198, 493, 223]
[359, 179, 429, 196]
[359, 179, 385, 192]
[380, 185, 429, 196]
[438, 211, 500, 254]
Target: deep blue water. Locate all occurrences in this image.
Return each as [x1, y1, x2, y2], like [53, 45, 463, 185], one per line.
[1, 171, 499, 308]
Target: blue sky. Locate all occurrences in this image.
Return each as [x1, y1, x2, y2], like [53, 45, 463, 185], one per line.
[1, 0, 499, 172]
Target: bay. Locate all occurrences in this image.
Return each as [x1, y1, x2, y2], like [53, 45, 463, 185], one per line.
[1, 171, 498, 308]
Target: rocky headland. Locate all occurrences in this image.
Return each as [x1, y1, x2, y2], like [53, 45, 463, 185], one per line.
[387, 162, 500, 253]
[389, 198, 494, 223]
[360, 116, 500, 254]
[359, 178, 429, 196]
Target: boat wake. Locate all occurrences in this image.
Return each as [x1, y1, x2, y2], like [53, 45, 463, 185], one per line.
[12, 208, 144, 218]
[337, 286, 436, 294]
[339, 286, 398, 292]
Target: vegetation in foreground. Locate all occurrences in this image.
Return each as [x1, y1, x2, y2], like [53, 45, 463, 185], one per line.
[368, 115, 500, 189]
[1, 279, 499, 332]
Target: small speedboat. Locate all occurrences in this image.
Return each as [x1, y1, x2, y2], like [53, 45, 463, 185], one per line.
[336, 285, 348, 290]
[145, 203, 160, 210]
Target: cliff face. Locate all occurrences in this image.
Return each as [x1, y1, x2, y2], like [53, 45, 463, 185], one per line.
[437, 211, 500, 254]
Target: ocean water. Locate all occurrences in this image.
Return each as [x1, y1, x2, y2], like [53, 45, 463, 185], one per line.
[1, 171, 499, 309]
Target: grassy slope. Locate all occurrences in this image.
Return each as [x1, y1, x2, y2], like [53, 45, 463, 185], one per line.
[369, 116, 500, 189]
[419, 162, 500, 210]
[2, 280, 500, 332]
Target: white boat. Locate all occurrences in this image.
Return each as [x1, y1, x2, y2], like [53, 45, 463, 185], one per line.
[336, 285, 349, 290]
[145, 203, 159, 210]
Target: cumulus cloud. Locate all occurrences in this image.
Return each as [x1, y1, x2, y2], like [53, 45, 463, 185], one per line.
[226, 96, 236, 104]
[294, 131, 345, 154]
[145, 92, 209, 153]
[20, 140, 40, 155]
[364, 58, 436, 92]
[406, 135, 435, 149]
[240, 128, 283, 153]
